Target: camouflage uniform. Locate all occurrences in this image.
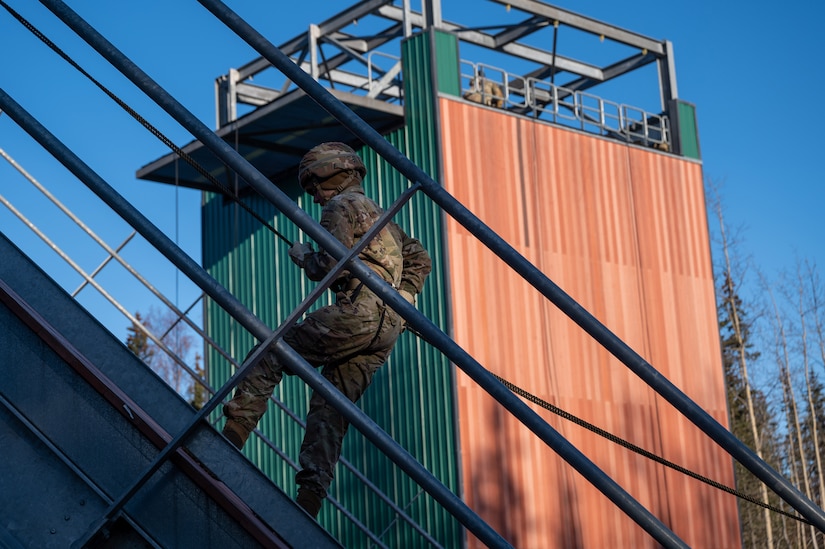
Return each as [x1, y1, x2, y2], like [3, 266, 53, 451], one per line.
[463, 77, 504, 108]
[223, 144, 431, 513]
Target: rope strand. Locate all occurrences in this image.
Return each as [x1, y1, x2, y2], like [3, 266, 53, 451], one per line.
[492, 373, 811, 525]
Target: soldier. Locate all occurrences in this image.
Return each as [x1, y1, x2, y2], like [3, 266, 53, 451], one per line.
[463, 76, 504, 108]
[222, 142, 432, 519]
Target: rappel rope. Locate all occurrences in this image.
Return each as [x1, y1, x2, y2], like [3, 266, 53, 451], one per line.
[402, 330, 811, 525]
[493, 374, 812, 524]
[0, 0, 293, 247]
[6, 0, 810, 527]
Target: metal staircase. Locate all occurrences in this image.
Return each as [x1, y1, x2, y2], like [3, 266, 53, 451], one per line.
[0, 232, 340, 548]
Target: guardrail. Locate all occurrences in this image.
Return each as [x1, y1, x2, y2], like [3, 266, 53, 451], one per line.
[460, 60, 671, 150]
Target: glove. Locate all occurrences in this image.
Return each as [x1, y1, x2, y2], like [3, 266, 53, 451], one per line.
[288, 242, 313, 268]
[399, 289, 416, 306]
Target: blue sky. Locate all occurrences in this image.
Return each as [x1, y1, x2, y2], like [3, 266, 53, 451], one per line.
[1, 0, 823, 339]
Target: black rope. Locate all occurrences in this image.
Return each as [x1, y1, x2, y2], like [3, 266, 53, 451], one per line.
[491, 373, 812, 525]
[0, 0, 292, 245]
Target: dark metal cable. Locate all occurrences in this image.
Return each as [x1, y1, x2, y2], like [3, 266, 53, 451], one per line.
[491, 372, 812, 525]
[0, 0, 292, 245]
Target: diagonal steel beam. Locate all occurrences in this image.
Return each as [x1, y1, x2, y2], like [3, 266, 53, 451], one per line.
[489, 0, 665, 54]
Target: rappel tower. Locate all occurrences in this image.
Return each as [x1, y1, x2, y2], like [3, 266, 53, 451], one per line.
[138, 1, 737, 547]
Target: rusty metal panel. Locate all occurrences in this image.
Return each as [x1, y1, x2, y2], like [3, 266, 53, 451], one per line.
[439, 97, 740, 548]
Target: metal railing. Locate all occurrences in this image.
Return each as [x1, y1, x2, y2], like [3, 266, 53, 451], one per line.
[367, 50, 403, 102]
[218, 26, 404, 123]
[0, 146, 437, 547]
[460, 60, 671, 150]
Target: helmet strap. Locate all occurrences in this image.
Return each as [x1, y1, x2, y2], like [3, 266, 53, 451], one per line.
[318, 169, 360, 193]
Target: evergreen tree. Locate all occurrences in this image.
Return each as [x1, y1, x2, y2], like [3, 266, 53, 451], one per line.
[129, 308, 204, 405]
[719, 273, 785, 546]
[126, 312, 154, 364]
[188, 353, 208, 410]
[790, 372, 825, 548]
[801, 371, 825, 507]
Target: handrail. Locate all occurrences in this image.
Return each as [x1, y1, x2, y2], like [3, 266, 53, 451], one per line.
[0, 147, 232, 383]
[0, 146, 439, 546]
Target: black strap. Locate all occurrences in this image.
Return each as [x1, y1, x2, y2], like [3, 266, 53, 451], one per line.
[348, 281, 365, 301]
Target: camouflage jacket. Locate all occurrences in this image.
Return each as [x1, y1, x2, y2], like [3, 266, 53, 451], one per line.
[303, 186, 431, 295]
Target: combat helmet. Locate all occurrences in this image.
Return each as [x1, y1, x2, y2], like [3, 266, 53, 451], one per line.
[298, 142, 366, 194]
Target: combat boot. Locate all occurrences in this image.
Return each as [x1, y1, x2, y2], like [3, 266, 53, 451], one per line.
[222, 419, 249, 449]
[296, 488, 323, 519]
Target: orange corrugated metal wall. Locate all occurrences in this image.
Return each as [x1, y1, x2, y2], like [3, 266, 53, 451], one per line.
[439, 98, 740, 548]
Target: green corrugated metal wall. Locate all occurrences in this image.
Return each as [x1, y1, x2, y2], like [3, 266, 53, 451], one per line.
[674, 100, 701, 160]
[203, 29, 463, 548]
[203, 183, 328, 493]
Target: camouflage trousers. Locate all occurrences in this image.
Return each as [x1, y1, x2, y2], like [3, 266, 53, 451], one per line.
[223, 286, 404, 498]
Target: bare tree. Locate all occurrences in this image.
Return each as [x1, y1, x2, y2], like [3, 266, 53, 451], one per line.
[805, 261, 825, 507]
[708, 180, 825, 547]
[765, 280, 818, 549]
[794, 262, 825, 511]
[785, 446, 806, 549]
[142, 306, 198, 398]
[709, 181, 775, 549]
